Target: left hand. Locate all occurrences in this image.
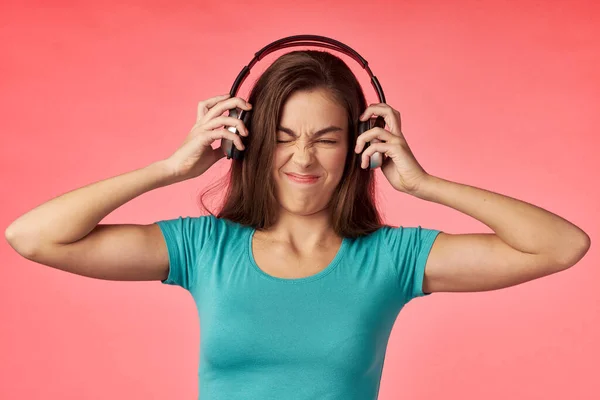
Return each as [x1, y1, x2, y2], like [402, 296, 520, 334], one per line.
[355, 103, 430, 195]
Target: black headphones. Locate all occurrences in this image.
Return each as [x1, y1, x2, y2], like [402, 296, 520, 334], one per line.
[222, 34, 387, 169]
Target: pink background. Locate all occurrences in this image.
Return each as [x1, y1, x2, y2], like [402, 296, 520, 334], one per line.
[1, 0, 598, 399]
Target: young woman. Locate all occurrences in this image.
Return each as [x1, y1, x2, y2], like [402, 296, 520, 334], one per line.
[6, 50, 590, 399]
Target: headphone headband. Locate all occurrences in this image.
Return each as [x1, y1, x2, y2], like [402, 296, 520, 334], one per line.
[229, 34, 386, 104]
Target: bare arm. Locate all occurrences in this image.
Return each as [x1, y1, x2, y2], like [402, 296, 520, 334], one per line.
[4, 94, 252, 281]
[5, 160, 179, 281]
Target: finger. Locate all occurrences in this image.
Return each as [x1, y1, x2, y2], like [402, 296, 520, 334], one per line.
[202, 116, 249, 136]
[359, 103, 392, 120]
[203, 96, 252, 122]
[361, 142, 393, 169]
[197, 93, 231, 121]
[359, 104, 402, 136]
[354, 127, 396, 154]
[207, 128, 245, 151]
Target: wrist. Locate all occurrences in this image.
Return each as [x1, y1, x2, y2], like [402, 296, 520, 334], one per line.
[147, 160, 181, 187]
[411, 174, 441, 200]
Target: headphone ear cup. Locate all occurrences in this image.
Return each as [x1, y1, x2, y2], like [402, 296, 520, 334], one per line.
[370, 116, 385, 169]
[357, 119, 371, 167]
[242, 108, 252, 128]
[357, 117, 384, 169]
[232, 109, 252, 160]
[373, 115, 385, 129]
[222, 107, 248, 160]
[358, 120, 370, 135]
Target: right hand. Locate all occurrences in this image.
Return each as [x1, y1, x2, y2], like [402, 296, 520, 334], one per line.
[164, 93, 252, 182]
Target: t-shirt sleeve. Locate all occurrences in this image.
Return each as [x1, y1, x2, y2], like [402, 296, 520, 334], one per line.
[154, 215, 215, 291]
[381, 225, 442, 303]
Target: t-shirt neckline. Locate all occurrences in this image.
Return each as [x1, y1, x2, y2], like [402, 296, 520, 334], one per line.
[246, 227, 348, 284]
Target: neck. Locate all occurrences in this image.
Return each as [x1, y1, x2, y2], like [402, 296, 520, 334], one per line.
[256, 207, 340, 250]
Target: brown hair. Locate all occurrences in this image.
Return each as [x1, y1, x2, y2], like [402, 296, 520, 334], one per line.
[198, 50, 384, 238]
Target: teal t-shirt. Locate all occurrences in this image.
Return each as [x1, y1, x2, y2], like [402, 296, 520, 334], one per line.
[155, 215, 441, 400]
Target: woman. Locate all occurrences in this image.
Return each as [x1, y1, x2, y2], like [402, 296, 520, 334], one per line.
[5, 51, 591, 399]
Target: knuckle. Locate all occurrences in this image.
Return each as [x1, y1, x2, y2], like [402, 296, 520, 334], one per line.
[219, 97, 234, 107]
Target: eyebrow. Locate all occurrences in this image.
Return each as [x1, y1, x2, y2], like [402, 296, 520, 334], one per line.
[277, 125, 343, 137]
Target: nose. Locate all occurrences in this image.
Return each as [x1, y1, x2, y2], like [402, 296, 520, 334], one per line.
[291, 140, 316, 168]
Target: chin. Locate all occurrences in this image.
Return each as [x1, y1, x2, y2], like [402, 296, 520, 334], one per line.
[274, 179, 337, 217]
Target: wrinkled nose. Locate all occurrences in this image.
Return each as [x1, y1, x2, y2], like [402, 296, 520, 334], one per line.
[291, 141, 316, 168]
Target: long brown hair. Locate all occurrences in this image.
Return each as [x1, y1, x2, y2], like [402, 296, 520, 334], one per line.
[198, 50, 384, 238]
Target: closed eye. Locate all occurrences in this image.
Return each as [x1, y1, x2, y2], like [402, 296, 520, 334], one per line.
[276, 139, 338, 144]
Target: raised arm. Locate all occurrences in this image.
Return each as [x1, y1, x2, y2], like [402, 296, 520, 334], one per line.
[5, 161, 176, 281]
[5, 94, 252, 281]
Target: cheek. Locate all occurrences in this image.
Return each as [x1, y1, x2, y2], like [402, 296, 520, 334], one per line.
[272, 149, 287, 183]
[273, 148, 286, 171]
[324, 148, 348, 173]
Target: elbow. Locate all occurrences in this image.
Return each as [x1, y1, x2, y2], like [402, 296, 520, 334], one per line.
[557, 234, 591, 269]
[5, 224, 39, 259]
[5, 224, 20, 250]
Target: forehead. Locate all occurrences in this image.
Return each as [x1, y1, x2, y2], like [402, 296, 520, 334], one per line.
[279, 89, 347, 128]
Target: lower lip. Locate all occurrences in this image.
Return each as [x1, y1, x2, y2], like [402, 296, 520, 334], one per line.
[285, 174, 319, 184]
